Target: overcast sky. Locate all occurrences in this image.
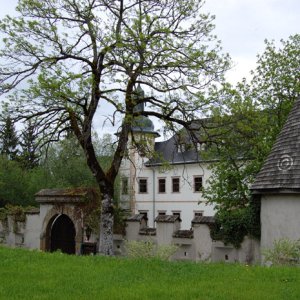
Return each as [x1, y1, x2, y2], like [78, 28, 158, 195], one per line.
[0, 0, 299, 135]
[1, 0, 298, 84]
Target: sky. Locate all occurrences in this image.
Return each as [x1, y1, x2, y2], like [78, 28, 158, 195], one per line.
[1, 0, 299, 84]
[0, 0, 299, 134]
[203, 0, 299, 83]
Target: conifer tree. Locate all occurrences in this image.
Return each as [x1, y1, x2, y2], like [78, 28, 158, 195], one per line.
[19, 120, 40, 169]
[0, 116, 19, 160]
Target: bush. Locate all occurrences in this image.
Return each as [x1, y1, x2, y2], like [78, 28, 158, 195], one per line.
[263, 238, 300, 266]
[125, 240, 178, 261]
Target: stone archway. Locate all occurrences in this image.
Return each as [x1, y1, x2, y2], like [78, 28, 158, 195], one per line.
[40, 205, 83, 255]
[36, 189, 97, 254]
[49, 214, 76, 254]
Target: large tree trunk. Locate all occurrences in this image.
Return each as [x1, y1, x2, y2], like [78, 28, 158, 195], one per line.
[99, 190, 114, 255]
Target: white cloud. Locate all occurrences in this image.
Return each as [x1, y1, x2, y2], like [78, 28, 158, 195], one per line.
[203, 0, 300, 84]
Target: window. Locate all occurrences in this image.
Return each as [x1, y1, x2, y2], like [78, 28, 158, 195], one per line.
[138, 178, 148, 193]
[172, 177, 180, 193]
[158, 211, 166, 216]
[194, 176, 203, 192]
[197, 142, 206, 152]
[139, 211, 148, 219]
[194, 211, 203, 217]
[172, 211, 181, 218]
[178, 143, 185, 153]
[121, 177, 128, 195]
[158, 178, 166, 193]
[138, 211, 148, 226]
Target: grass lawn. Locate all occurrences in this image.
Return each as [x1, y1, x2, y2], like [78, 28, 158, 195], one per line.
[0, 246, 299, 300]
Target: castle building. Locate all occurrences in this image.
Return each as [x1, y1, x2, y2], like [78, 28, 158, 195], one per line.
[119, 86, 215, 229]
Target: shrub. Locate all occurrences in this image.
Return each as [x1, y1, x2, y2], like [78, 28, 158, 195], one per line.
[263, 238, 300, 266]
[125, 240, 178, 261]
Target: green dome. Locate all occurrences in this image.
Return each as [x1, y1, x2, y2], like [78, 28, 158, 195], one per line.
[131, 84, 159, 136]
[132, 115, 155, 133]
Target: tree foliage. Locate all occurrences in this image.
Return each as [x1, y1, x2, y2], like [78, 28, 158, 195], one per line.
[0, 133, 117, 207]
[0, 116, 19, 160]
[19, 120, 40, 169]
[42, 135, 98, 188]
[204, 35, 300, 247]
[0, 0, 230, 254]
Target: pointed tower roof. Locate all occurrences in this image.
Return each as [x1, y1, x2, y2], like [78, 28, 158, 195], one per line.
[251, 97, 300, 194]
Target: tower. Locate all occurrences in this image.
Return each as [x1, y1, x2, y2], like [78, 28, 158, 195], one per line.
[119, 85, 159, 213]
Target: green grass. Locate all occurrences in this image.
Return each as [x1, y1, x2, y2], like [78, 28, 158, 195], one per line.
[0, 246, 299, 300]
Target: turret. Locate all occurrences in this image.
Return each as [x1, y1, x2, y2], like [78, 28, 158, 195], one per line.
[118, 85, 159, 213]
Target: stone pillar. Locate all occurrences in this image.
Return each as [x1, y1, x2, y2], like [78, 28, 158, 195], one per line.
[126, 214, 148, 241]
[192, 216, 214, 262]
[155, 215, 181, 245]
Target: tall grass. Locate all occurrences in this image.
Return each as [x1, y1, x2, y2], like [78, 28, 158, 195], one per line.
[0, 246, 299, 299]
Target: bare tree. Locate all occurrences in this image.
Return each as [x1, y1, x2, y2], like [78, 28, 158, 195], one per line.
[0, 0, 230, 255]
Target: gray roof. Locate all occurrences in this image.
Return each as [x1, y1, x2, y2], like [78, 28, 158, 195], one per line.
[139, 227, 156, 236]
[146, 122, 212, 166]
[191, 216, 215, 225]
[35, 188, 96, 203]
[251, 97, 300, 194]
[126, 214, 148, 222]
[173, 229, 194, 239]
[155, 214, 181, 223]
[147, 136, 200, 165]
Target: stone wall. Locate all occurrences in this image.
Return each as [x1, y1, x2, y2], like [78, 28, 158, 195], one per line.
[0, 211, 40, 250]
[124, 214, 260, 264]
[0, 208, 260, 264]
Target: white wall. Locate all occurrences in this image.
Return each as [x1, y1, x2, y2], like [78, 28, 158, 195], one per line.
[193, 224, 213, 261]
[24, 213, 42, 249]
[261, 194, 300, 251]
[120, 156, 215, 229]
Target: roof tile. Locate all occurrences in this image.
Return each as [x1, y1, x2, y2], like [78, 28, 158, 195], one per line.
[251, 97, 300, 193]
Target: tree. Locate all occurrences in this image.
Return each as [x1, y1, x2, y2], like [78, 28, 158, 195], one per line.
[19, 120, 40, 169]
[0, 0, 230, 254]
[0, 156, 34, 207]
[0, 116, 19, 160]
[203, 35, 300, 247]
[41, 134, 98, 188]
[251, 34, 300, 135]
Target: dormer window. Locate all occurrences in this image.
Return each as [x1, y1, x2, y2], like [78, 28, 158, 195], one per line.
[178, 143, 186, 153]
[197, 142, 206, 152]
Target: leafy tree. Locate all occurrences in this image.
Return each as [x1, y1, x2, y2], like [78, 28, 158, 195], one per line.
[0, 116, 19, 160]
[96, 133, 117, 157]
[0, 133, 117, 208]
[0, 0, 230, 254]
[203, 35, 300, 247]
[0, 156, 31, 207]
[41, 135, 98, 188]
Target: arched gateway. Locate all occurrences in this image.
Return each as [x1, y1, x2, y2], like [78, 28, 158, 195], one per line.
[36, 189, 97, 255]
[49, 214, 76, 254]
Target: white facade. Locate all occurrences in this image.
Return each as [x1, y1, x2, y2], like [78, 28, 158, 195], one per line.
[119, 133, 215, 229]
[260, 194, 300, 251]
